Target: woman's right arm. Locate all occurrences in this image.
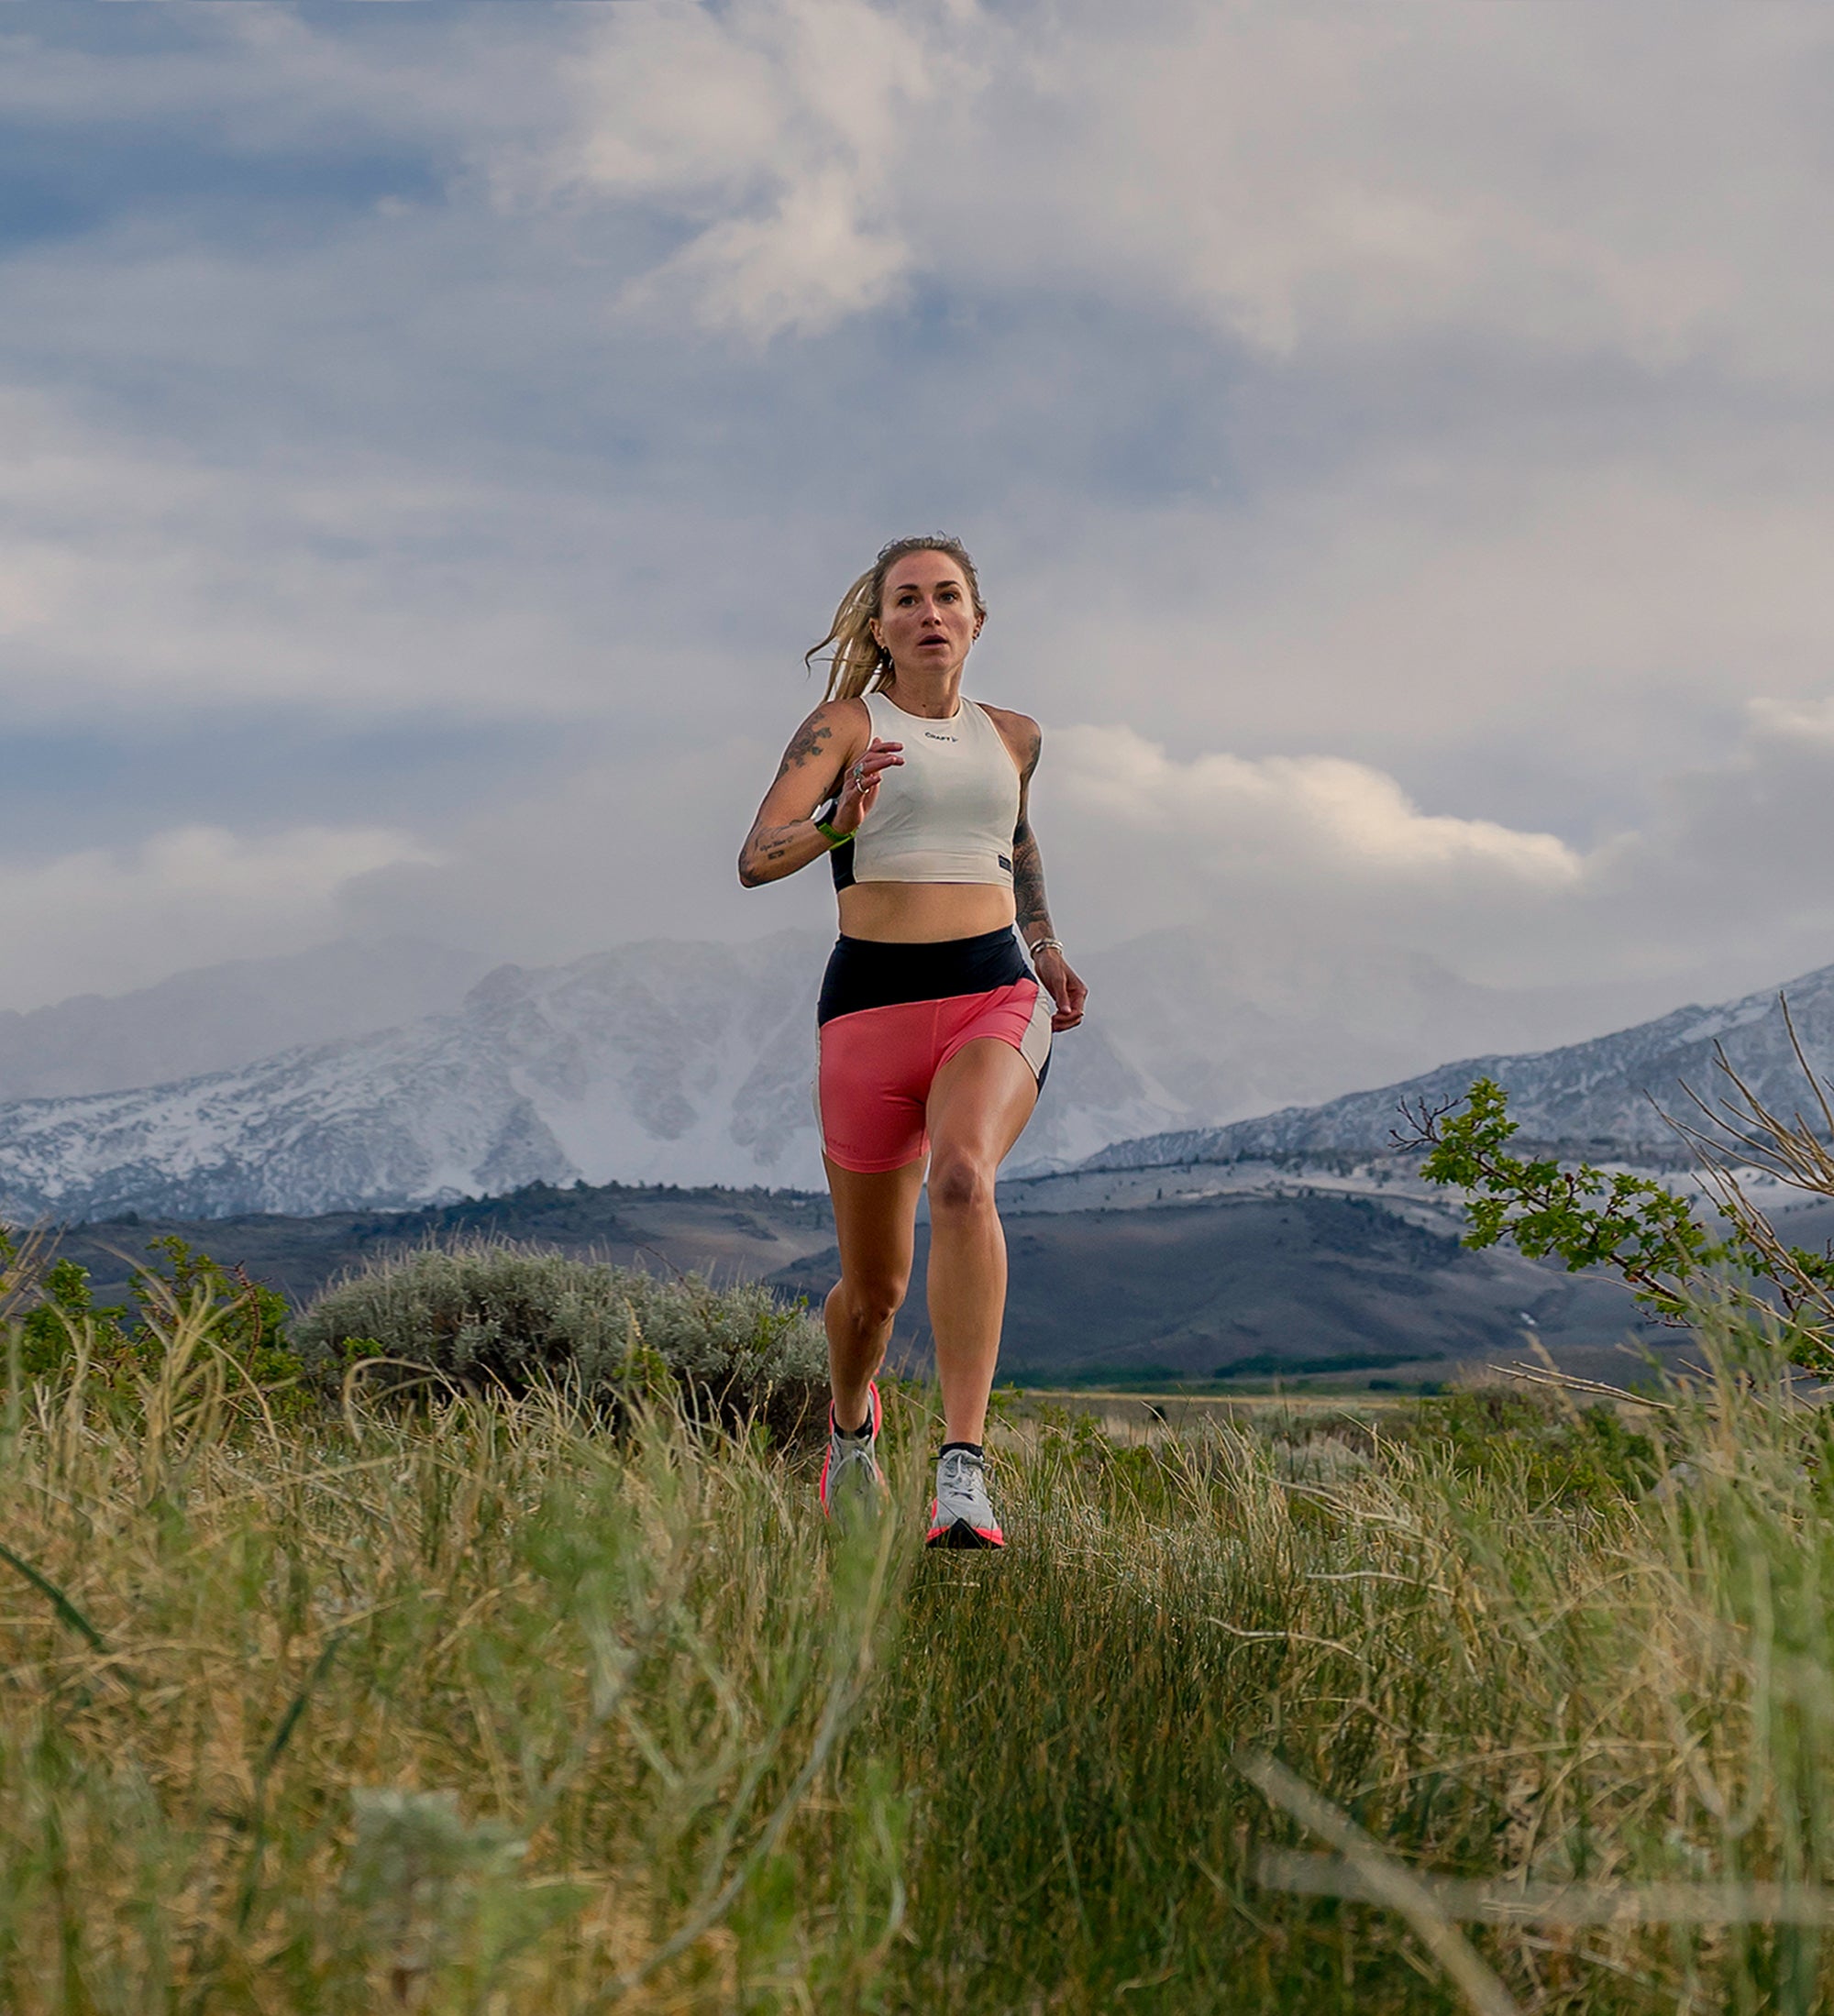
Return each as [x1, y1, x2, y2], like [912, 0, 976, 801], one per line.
[736, 702, 901, 887]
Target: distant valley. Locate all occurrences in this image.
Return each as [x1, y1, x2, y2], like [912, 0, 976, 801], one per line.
[53, 1167, 1686, 1391]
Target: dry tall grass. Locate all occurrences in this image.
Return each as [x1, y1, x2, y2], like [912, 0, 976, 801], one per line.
[0, 1293, 911, 2013]
[878, 1331, 1834, 2013]
[7, 1270, 1834, 2011]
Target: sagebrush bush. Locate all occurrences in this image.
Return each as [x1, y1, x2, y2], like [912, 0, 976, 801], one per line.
[293, 1240, 826, 1432]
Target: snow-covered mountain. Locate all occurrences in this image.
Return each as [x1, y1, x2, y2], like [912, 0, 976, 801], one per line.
[1078, 958, 1834, 1174]
[1058, 932, 1669, 1151]
[0, 932, 1182, 1219]
[0, 937, 492, 1101]
[0, 920, 1778, 1223]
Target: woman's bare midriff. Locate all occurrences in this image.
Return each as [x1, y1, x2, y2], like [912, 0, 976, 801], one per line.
[837, 881, 1018, 943]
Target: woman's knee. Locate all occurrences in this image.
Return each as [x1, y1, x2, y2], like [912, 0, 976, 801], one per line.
[831, 1272, 909, 1332]
[927, 1151, 996, 1218]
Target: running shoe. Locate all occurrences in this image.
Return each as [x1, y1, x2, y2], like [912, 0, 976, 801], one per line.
[926, 1446, 1005, 1549]
[819, 1382, 887, 1526]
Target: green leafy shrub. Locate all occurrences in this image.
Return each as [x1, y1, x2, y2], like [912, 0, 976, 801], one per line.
[1401, 1060, 1834, 1369]
[292, 1240, 826, 1436]
[1393, 1386, 1659, 1505]
[0, 1226, 302, 1405]
[1404, 1077, 1729, 1318]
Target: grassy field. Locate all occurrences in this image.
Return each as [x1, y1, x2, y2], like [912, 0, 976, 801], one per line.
[6, 1297, 1834, 2011]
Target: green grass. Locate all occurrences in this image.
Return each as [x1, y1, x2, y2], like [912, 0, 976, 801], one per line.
[0, 1304, 909, 2013]
[8, 1290, 1834, 2011]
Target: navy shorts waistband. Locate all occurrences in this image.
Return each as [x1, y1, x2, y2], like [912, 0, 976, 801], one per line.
[817, 928, 1028, 1026]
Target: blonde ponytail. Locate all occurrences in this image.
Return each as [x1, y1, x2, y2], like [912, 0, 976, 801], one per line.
[807, 564, 889, 702]
[805, 534, 987, 702]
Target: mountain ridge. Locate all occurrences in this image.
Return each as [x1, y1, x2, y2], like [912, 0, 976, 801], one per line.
[0, 931, 1182, 1219]
[1077, 959, 1834, 1174]
[0, 937, 492, 1102]
[0, 926, 1792, 1223]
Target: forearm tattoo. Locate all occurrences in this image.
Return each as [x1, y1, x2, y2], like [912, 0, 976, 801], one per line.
[1012, 820, 1051, 936]
[1012, 724, 1053, 939]
[739, 710, 842, 886]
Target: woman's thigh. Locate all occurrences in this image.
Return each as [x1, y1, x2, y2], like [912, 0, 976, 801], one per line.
[824, 1152, 926, 1295]
[924, 1038, 1041, 1176]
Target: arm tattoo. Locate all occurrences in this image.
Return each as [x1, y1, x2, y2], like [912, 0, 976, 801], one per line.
[1012, 819, 1051, 936]
[741, 819, 811, 881]
[738, 710, 843, 886]
[1011, 722, 1052, 937]
[772, 717, 833, 785]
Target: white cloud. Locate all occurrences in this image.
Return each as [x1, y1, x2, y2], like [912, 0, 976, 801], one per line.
[1054, 725, 1579, 887]
[1024, 698, 1834, 1001]
[4, 0, 1834, 1062]
[999, 4, 1834, 376]
[0, 381, 705, 723]
[550, 0, 945, 338]
[1035, 722, 1590, 981]
[16, 689, 1834, 1052]
[0, 824, 438, 1013]
[332, 695, 1834, 1021]
[5, 2, 1831, 760]
[558, 0, 1834, 376]
[0, 4, 559, 149]
[1581, 697, 1834, 964]
[979, 443, 1834, 802]
[640, 165, 910, 338]
[1746, 697, 1834, 750]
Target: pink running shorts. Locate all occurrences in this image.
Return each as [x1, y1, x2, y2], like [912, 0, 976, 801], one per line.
[817, 979, 1053, 1173]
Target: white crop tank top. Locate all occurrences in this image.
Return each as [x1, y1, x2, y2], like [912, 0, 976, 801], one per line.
[830, 690, 1021, 890]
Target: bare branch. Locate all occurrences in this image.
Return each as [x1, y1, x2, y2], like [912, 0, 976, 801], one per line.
[1389, 1094, 1462, 1153]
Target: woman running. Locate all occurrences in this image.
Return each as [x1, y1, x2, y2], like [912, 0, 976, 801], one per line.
[738, 534, 1087, 1548]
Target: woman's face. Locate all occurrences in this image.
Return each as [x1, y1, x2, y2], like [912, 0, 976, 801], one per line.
[872, 550, 981, 678]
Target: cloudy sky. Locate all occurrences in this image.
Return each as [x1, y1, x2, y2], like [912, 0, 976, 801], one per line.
[4, 1, 1834, 1024]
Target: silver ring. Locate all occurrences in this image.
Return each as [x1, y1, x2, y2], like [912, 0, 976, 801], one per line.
[853, 764, 867, 788]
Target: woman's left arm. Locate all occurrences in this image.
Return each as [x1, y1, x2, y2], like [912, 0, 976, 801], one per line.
[1000, 713, 1088, 1033]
